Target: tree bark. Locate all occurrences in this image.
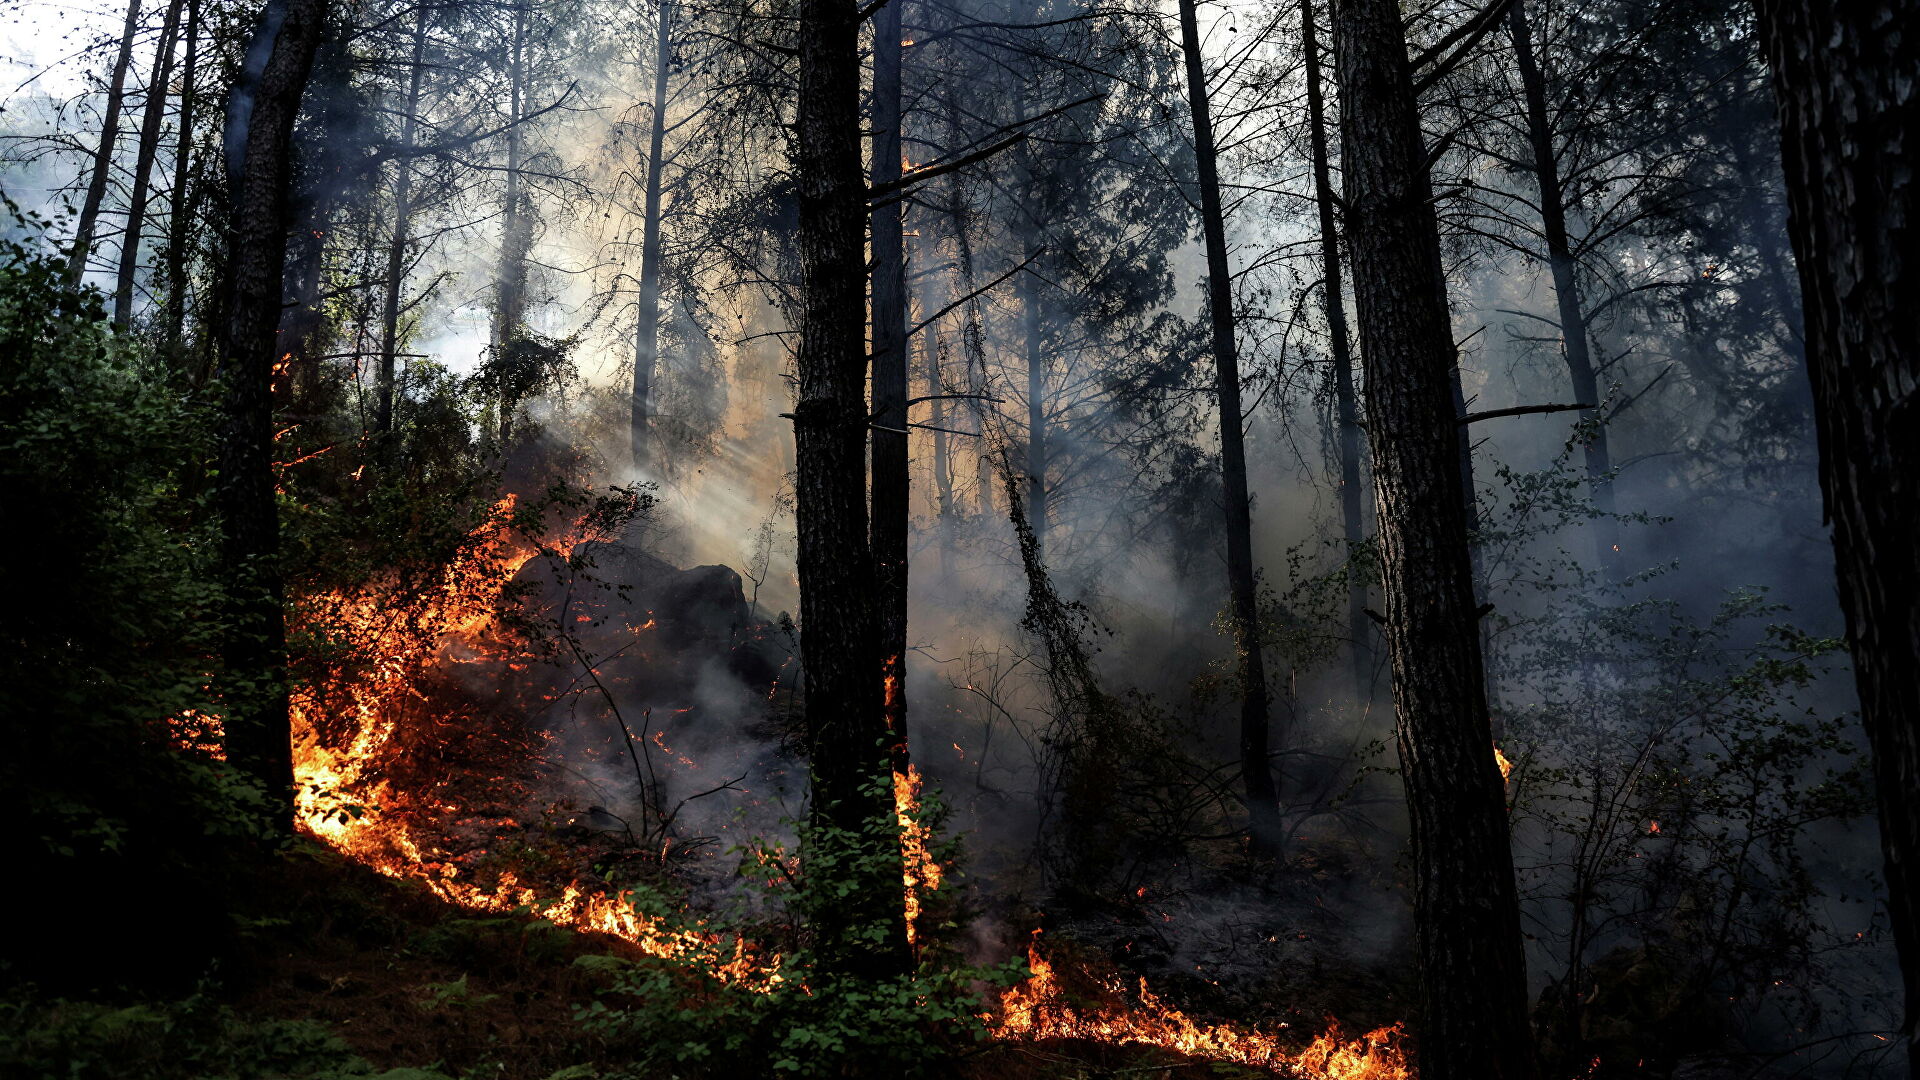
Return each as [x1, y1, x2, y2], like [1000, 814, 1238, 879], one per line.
[1756, 2, 1919, 1070]
[925, 235, 955, 578]
[1176, 0, 1280, 854]
[112, 0, 187, 329]
[1333, 0, 1536, 1074]
[1507, 0, 1619, 574]
[160, 0, 200, 358]
[68, 0, 145, 286]
[212, 0, 329, 836]
[375, 0, 429, 439]
[1020, 227, 1047, 558]
[1302, 0, 1371, 705]
[630, 0, 670, 470]
[870, 0, 910, 772]
[492, 0, 530, 444]
[792, 0, 910, 982]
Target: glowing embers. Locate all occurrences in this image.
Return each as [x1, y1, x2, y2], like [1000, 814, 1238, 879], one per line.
[166, 708, 225, 758]
[991, 935, 1411, 1080]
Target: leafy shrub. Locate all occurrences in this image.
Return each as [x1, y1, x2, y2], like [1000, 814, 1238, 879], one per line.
[573, 784, 1026, 1078]
[0, 993, 452, 1080]
[0, 200, 271, 991]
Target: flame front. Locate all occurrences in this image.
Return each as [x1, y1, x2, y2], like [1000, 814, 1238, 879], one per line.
[284, 501, 1408, 1069]
[289, 498, 776, 988]
[990, 940, 1411, 1079]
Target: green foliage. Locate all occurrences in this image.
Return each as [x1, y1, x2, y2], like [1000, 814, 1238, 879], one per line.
[415, 915, 577, 974]
[576, 949, 1025, 1079]
[572, 781, 1026, 1078]
[0, 199, 273, 989]
[0, 992, 453, 1080]
[1476, 455, 1873, 1066]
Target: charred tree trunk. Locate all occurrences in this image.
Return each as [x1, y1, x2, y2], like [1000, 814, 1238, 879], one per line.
[1507, 0, 1619, 574]
[630, 0, 670, 471]
[1756, 3, 1919, 1070]
[160, 0, 200, 358]
[112, 0, 187, 329]
[1176, 0, 1280, 854]
[792, 0, 910, 982]
[1302, 0, 1372, 705]
[869, 0, 910, 772]
[492, 0, 530, 444]
[375, 0, 429, 439]
[1332, 0, 1536, 1074]
[212, 0, 329, 835]
[68, 0, 145, 286]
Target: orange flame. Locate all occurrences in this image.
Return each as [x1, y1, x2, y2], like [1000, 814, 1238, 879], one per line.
[990, 938, 1411, 1078]
[288, 496, 777, 988]
[893, 765, 943, 946]
[280, 499, 1410, 1062]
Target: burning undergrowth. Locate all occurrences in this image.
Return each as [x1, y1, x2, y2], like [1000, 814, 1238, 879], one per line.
[280, 489, 1413, 1078]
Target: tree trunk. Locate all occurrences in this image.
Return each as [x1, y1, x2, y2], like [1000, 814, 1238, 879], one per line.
[925, 237, 955, 578]
[1332, 0, 1536, 1074]
[1302, 0, 1371, 706]
[212, 0, 329, 836]
[1020, 229, 1047, 557]
[493, 0, 530, 444]
[869, 0, 910, 772]
[68, 0, 145, 286]
[160, 0, 200, 358]
[1176, 0, 1280, 854]
[112, 0, 187, 329]
[375, 0, 429, 439]
[1507, 0, 1619, 574]
[792, 0, 910, 983]
[630, 0, 670, 471]
[1756, 3, 1919, 1070]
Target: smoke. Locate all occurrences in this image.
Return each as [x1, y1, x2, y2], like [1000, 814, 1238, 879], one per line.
[4, 0, 1897, 1065]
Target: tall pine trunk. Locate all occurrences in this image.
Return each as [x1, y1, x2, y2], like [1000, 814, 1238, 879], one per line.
[112, 0, 187, 329]
[792, 0, 910, 983]
[68, 0, 145, 286]
[1756, 3, 1919, 1070]
[492, 0, 530, 444]
[1507, 0, 1619, 574]
[869, 0, 910, 770]
[630, 0, 670, 470]
[160, 0, 200, 358]
[375, 0, 429, 439]
[1020, 226, 1047, 557]
[924, 232, 956, 579]
[1332, 0, 1536, 1073]
[1176, 0, 1280, 853]
[1302, 0, 1370, 704]
[212, 0, 329, 835]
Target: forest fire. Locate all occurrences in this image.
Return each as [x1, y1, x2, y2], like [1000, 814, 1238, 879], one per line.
[11, 0, 1905, 1064]
[280, 503, 1412, 1076]
[287, 498, 777, 987]
[895, 764, 942, 946]
[989, 938, 1412, 1079]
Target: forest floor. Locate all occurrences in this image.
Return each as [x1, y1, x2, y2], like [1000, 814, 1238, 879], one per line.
[210, 845, 1286, 1080]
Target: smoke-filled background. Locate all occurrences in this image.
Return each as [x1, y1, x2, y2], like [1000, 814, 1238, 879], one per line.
[0, 0, 1903, 1073]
